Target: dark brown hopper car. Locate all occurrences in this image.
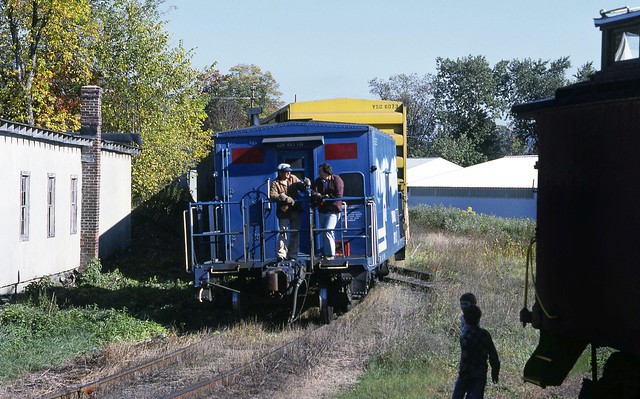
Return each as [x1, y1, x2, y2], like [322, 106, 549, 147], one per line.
[513, 7, 640, 397]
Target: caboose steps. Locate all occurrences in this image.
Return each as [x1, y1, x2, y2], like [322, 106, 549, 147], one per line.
[523, 329, 588, 388]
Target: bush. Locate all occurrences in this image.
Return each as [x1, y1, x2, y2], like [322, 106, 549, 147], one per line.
[76, 258, 138, 290]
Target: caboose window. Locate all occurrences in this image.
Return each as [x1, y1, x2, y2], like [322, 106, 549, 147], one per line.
[615, 31, 640, 61]
[340, 172, 365, 198]
[596, 8, 640, 68]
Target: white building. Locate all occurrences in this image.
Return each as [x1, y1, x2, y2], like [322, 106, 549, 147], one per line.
[408, 155, 538, 219]
[407, 157, 463, 185]
[0, 86, 140, 294]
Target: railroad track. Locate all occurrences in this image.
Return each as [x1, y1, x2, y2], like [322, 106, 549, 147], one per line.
[385, 264, 434, 291]
[162, 325, 322, 399]
[42, 342, 200, 399]
[41, 325, 323, 399]
[42, 265, 435, 398]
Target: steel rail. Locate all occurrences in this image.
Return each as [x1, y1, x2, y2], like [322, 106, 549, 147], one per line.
[41, 343, 195, 399]
[388, 264, 432, 281]
[162, 325, 322, 399]
[385, 272, 434, 291]
[385, 265, 434, 291]
[41, 325, 323, 399]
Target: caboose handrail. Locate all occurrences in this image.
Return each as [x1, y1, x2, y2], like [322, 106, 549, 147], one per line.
[189, 194, 375, 266]
[369, 200, 377, 264]
[188, 199, 249, 266]
[308, 195, 374, 261]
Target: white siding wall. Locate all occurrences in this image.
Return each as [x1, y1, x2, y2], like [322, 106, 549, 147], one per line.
[99, 150, 132, 257]
[0, 135, 83, 292]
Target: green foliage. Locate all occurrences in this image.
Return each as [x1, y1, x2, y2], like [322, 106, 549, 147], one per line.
[371, 55, 584, 164]
[139, 182, 189, 221]
[0, 0, 96, 130]
[433, 55, 505, 165]
[573, 62, 596, 83]
[495, 57, 572, 153]
[92, 0, 211, 205]
[200, 63, 284, 132]
[427, 131, 486, 167]
[75, 258, 139, 290]
[0, 303, 165, 380]
[336, 356, 441, 399]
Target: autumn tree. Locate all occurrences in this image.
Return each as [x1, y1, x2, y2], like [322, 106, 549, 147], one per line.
[369, 73, 436, 157]
[0, 0, 95, 130]
[92, 0, 210, 204]
[200, 63, 283, 132]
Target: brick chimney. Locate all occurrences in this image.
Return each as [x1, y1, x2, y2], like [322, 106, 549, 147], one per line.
[79, 86, 102, 269]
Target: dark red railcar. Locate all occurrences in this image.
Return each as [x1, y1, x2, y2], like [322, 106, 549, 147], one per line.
[513, 7, 640, 396]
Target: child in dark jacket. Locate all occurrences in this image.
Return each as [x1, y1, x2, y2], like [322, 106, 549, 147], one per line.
[452, 305, 500, 399]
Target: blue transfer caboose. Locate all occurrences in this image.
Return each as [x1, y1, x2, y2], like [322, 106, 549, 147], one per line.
[186, 121, 406, 323]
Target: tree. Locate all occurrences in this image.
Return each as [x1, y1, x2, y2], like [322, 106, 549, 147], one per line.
[495, 57, 571, 152]
[433, 56, 505, 165]
[368, 73, 436, 157]
[428, 132, 486, 166]
[92, 0, 210, 204]
[200, 63, 283, 132]
[573, 61, 596, 83]
[0, 0, 95, 130]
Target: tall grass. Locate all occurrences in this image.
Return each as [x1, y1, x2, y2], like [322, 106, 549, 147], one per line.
[409, 205, 536, 250]
[338, 206, 586, 398]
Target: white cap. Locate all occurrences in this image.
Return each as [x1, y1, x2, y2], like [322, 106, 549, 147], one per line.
[277, 163, 292, 171]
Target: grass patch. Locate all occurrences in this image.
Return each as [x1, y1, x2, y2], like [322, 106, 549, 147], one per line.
[0, 302, 164, 380]
[335, 357, 447, 399]
[0, 208, 218, 383]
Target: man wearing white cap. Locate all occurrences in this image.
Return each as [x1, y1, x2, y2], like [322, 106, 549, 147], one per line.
[269, 163, 310, 260]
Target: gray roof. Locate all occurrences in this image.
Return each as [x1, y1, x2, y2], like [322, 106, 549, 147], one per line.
[0, 119, 92, 147]
[0, 119, 140, 155]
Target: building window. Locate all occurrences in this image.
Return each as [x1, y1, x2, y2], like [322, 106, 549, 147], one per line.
[70, 176, 78, 234]
[47, 174, 56, 238]
[20, 172, 30, 240]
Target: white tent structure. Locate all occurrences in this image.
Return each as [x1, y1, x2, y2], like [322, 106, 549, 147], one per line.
[406, 157, 463, 185]
[408, 155, 538, 219]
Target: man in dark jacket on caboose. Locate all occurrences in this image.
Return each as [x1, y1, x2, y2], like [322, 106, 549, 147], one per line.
[311, 162, 344, 260]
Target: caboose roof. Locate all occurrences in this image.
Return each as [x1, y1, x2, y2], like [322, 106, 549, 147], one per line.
[213, 121, 371, 139]
[594, 7, 640, 27]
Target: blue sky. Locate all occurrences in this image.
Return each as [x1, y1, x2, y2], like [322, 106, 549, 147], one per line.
[163, 1, 631, 103]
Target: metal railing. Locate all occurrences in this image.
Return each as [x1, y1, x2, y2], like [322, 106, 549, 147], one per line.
[185, 195, 376, 271]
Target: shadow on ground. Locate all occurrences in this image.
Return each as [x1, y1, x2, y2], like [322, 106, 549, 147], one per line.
[46, 204, 310, 332]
